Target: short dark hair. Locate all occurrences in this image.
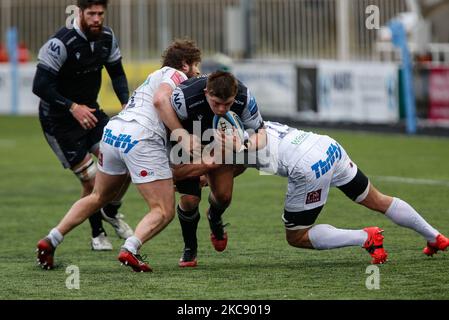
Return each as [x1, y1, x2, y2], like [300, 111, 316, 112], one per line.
[77, 0, 108, 10]
[206, 71, 238, 100]
[161, 39, 202, 70]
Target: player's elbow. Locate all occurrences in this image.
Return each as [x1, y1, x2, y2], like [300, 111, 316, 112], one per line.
[153, 93, 166, 110]
[32, 75, 43, 97]
[32, 68, 53, 99]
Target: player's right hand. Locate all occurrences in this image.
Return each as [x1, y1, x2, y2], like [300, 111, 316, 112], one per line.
[70, 103, 98, 130]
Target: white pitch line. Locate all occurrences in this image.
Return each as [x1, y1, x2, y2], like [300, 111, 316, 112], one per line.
[373, 176, 449, 188]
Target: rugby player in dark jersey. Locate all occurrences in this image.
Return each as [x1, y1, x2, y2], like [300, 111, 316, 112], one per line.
[156, 71, 266, 267]
[32, 0, 132, 252]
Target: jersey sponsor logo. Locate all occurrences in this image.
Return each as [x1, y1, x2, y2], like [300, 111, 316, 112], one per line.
[188, 100, 205, 109]
[171, 72, 184, 85]
[48, 41, 61, 55]
[139, 170, 154, 177]
[291, 132, 309, 145]
[311, 143, 342, 179]
[102, 129, 138, 154]
[306, 189, 322, 204]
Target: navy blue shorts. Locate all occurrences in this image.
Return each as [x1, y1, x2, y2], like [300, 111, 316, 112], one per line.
[39, 106, 109, 169]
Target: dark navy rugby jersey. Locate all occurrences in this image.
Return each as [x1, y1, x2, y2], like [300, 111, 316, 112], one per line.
[170, 75, 264, 137]
[36, 21, 122, 110]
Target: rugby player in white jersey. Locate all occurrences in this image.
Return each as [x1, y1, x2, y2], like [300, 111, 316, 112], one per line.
[254, 121, 449, 263]
[176, 120, 449, 264]
[36, 39, 202, 272]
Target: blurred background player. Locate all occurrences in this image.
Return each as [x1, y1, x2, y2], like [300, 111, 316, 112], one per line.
[32, 0, 133, 250]
[156, 70, 266, 267]
[36, 39, 202, 271]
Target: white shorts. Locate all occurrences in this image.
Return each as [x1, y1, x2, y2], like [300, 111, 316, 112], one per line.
[284, 135, 358, 213]
[98, 118, 172, 184]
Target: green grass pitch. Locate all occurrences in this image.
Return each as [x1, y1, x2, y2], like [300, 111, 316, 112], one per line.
[0, 116, 448, 300]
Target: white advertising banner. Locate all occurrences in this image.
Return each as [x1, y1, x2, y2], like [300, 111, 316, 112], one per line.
[0, 63, 40, 115]
[317, 61, 398, 123]
[231, 62, 297, 117]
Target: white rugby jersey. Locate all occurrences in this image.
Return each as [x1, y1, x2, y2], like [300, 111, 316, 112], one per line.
[256, 121, 321, 177]
[115, 66, 187, 136]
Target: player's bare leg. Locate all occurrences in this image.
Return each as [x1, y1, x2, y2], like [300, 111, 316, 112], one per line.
[57, 172, 128, 235]
[99, 173, 134, 240]
[36, 171, 128, 269]
[118, 178, 175, 272]
[90, 147, 133, 240]
[72, 154, 110, 247]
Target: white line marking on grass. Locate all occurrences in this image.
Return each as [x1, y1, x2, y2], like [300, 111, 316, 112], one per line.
[373, 176, 449, 188]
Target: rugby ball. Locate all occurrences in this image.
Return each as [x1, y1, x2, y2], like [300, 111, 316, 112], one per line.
[212, 111, 245, 143]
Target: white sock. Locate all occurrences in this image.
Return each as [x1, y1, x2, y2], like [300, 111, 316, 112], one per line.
[123, 236, 142, 255]
[385, 198, 439, 242]
[308, 224, 368, 250]
[47, 228, 63, 248]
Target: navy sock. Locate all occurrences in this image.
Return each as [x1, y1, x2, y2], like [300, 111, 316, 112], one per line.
[89, 211, 106, 238]
[177, 205, 200, 250]
[102, 202, 121, 218]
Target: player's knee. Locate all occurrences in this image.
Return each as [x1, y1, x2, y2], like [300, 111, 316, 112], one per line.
[161, 205, 176, 224]
[286, 230, 309, 248]
[90, 189, 113, 206]
[286, 232, 298, 247]
[81, 178, 95, 195]
[211, 191, 232, 208]
[180, 195, 201, 211]
[283, 207, 321, 248]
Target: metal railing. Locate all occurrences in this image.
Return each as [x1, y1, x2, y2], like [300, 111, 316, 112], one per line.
[0, 0, 433, 62]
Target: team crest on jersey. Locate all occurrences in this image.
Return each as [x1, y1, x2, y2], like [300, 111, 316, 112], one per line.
[75, 52, 81, 60]
[172, 91, 185, 111]
[48, 41, 61, 55]
[306, 190, 322, 204]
